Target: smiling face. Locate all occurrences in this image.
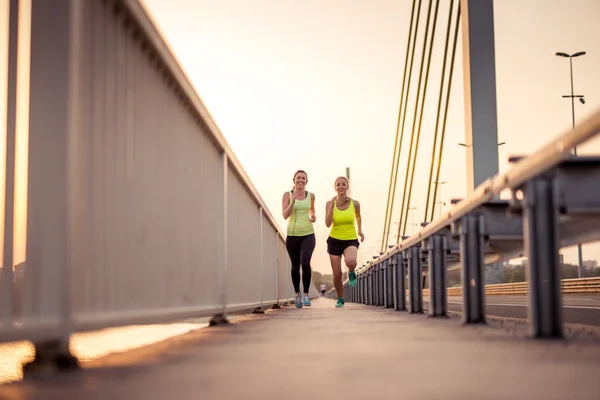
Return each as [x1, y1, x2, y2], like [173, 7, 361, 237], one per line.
[334, 177, 349, 196]
[293, 171, 308, 190]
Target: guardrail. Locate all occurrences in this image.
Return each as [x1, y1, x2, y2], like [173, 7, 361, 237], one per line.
[341, 107, 600, 339]
[431, 277, 600, 296]
[0, 0, 317, 374]
[327, 276, 600, 300]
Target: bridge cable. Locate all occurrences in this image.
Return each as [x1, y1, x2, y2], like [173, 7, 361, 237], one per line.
[382, 0, 424, 250]
[423, 0, 455, 221]
[395, 0, 433, 241]
[400, 0, 441, 236]
[380, 0, 419, 252]
[430, 3, 461, 222]
[398, 0, 441, 238]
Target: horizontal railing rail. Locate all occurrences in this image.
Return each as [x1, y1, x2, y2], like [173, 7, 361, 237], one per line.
[430, 277, 600, 296]
[332, 277, 600, 299]
[343, 106, 600, 339]
[0, 0, 317, 373]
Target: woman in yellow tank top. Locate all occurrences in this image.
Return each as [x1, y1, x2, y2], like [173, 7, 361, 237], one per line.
[325, 176, 364, 308]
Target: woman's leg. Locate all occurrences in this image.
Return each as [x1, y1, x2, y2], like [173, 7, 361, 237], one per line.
[343, 245, 359, 286]
[343, 245, 358, 272]
[285, 236, 302, 295]
[329, 254, 344, 298]
[300, 234, 316, 294]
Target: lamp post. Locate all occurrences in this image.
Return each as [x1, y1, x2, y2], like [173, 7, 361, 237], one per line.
[433, 180, 447, 218]
[556, 52, 586, 154]
[556, 51, 586, 277]
[389, 221, 400, 244]
[408, 206, 418, 235]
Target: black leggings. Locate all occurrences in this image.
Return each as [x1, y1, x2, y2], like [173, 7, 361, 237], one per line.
[285, 234, 316, 293]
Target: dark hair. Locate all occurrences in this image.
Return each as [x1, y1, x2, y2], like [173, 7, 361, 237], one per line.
[292, 170, 308, 190]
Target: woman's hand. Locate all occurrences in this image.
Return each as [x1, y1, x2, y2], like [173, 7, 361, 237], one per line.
[328, 196, 337, 209]
[358, 231, 365, 242]
[290, 191, 302, 203]
[310, 215, 316, 223]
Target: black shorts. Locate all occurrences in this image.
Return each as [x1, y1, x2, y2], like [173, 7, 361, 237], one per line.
[326, 236, 359, 256]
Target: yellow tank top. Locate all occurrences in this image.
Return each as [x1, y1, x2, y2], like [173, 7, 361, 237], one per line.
[287, 191, 314, 237]
[330, 199, 357, 240]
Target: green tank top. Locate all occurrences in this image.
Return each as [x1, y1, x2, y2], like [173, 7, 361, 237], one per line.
[330, 199, 357, 240]
[287, 191, 314, 237]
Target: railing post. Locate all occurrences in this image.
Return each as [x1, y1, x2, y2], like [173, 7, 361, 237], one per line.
[373, 264, 379, 306]
[368, 267, 374, 306]
[362, 272, 366, 304]
[253, 208, 265, 314]
[272, 231, 281, 309]
[0, 0, 19, 327]
[346, 285, 354, 303]
[389, 257, 396, 310]
[427, 234, 448, 317]
[458, 214, 485, 323]
[386, 259, 394, 308]
[210, 152, 229, 326]
[363, 271, 367, 304]
[378, 262, 385, 306]
[358, 273, 363, 304]
[522, 177, 563, 338]
[381, 260, 391, 308]
[24, 0, 82, 375]
[394, 253, 406, 311]
[406, 246, 423, 313]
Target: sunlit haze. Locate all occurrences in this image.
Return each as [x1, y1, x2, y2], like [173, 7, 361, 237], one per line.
[138, 0, 600, 273]
[1, 0, 600, 274]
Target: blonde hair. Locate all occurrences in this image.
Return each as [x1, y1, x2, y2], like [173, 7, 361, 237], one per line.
[334, 176, 349, 188]
[292, 170, 308, 191]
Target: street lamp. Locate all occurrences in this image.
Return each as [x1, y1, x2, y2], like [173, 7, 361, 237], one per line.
[555, 51, 586, 155]
[556, 51, 586, 277]
[408, 206, 418, 235]
[389, 221, 400, 243]
[433, 180, 447, 217]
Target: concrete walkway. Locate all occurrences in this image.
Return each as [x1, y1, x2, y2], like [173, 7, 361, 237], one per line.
[1, 298, 600, 399]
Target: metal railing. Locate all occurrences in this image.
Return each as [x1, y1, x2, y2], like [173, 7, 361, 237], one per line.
[0, 0, 317, 369]
[433, 277, 600, 296]
[342, 107, 600, 339]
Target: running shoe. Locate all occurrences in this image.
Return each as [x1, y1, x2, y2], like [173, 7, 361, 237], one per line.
[302, 294, 311, 307]
[295, 293, 303, 308]
[349, 271, 357, 287]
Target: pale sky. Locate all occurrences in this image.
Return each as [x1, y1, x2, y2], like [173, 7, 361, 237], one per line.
[137, 0, 600, 273]
[1, 0, 600, 274]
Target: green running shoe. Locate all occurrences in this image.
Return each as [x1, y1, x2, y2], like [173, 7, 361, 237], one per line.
[335, 297, 345, 308]
[349, 271, 357, 287]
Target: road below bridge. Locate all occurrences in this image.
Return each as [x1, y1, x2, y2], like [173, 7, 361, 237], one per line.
[424, 295, 600, 326]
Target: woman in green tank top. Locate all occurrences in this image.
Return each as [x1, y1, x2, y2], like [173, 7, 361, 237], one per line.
[325, 176, 364, 308]
[282, 170, 316, 308]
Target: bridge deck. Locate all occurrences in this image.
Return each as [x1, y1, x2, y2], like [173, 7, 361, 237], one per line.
[2, 298, 600, 399]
